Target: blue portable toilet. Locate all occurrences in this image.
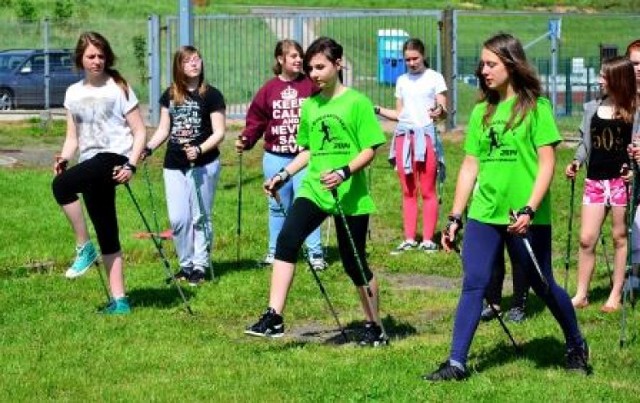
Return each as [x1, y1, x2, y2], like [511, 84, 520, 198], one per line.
[377, 29, 409, 85]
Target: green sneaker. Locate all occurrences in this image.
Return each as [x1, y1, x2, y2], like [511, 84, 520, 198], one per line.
[65, 241, 98, 279]
[100, 297, 131, 315]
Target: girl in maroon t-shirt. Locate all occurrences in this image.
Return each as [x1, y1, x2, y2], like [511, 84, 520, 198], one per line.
[235, 40, 326, 269]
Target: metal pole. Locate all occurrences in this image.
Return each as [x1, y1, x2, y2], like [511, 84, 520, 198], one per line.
[43, 18, 50, 111]
[441, 8, 457, 130]
[549, 18, 560, 116]
[148, 15, 161, 126]
[178, 0, 193, 46]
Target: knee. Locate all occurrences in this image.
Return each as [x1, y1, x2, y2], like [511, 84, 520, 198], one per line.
[169, 212, 190, 231]
[401, 186, 415, 198]
[51, 175, 76, 205]
[578, 234, 597, 250]
[462, 272, 491, 293]
[275, 228, 301, 263]
[268, 202, 286, 217]
[344, 261, 372, 286]
[612, 232, 627, 249]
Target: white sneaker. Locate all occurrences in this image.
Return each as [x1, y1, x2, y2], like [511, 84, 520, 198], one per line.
[390, 240, 418, 255]
[259, 253, 275, 266]
[418, 240, 438, 253]
[309, 254, 328, 271]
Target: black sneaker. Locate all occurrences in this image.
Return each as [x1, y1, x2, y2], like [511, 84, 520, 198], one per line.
[172, 267, 191, 281]
[480, 304, 501, 322]
[358, 321, 388, 347]
[244, 307, 284, 338]
[422, 361, 469, 382]
[566, 340, 591, 375]
[188, 269, 205, 287]
[506, 306, 526, 323]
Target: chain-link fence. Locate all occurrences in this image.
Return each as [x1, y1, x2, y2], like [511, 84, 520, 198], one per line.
[0, 18, 147, 113]
[1, 9, 638, 129]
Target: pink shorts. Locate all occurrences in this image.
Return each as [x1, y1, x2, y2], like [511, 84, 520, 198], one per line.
[582, 177, 628, 207]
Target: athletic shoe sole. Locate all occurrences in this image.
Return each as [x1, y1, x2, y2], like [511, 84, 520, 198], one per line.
[243, 329, 284, 338]
[65, 259, 99, 279]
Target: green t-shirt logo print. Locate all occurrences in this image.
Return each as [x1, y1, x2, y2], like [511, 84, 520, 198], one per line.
[319, 120, 333, 150]
[487, 126, 501, 156]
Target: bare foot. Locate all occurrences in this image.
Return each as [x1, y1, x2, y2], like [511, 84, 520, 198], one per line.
[600, 304, 620, 313]
[571, 297, 589, 309]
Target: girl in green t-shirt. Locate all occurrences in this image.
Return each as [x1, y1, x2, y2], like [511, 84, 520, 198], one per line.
[424, 33, 590, 381]
[244, 37, 387, 346]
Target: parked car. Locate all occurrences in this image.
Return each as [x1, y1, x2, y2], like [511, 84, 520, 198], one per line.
[0, 49, 84, 110]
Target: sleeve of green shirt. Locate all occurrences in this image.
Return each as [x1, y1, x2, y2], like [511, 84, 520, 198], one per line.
[355, 94, 386, 150]
[531, 97, 561, 148]
[464, 103, 483, 156]
[296, 100, 311, 149]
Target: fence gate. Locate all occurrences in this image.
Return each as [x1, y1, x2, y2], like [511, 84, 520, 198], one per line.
[148, 9, 443, 124]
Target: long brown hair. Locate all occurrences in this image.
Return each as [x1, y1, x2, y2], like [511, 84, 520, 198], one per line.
[74, 31, 129, 100]
[475, 33, 541, 131]
[272, 39, 304, 76]
[600, 56, 637, 123]
[170, 45, 207, 105]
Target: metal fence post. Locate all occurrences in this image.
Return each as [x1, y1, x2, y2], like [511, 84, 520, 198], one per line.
[179, 0, 193, 46]
[43, 18, 50, 111]
[148, 15, 161, 126]
[293, 15, 303, 44]
[549, 18, 561, 116]
[441, 8, 457, 130]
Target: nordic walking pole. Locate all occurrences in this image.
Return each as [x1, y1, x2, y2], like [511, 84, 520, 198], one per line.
[510, 210, 550, 293]
[323, 218, 332, 257]
[236, 152, 243, 269]
[443, 220, 521, 354]
[621, 158, 638, 347]
[190, 164, 215, 281]
[564, 177, 575, 290]
[367, 165, 373, 241]
[96, 264, 111, 303]
[331, 189, 388, 342]
[184, 143, 215, 281]
[124, 182, 194, 315]
[272, 193, 348, 343]
[486, 293, 521, 354]
[142, 160, 162, 238]
[600, 232, 613, 289]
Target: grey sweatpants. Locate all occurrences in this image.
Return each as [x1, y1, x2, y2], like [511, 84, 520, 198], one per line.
[163, 159, 221, 270]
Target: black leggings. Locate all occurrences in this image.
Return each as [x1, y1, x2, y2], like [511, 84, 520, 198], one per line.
[275, 197, 373, 286]
[52, 152, 127, 255]
[485, 239, 530, 308]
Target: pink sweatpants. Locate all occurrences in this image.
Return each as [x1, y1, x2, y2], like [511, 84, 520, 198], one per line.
[394, 134, 438, 242]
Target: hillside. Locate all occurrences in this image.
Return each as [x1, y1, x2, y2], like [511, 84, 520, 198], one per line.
[0, 0, 637, 21]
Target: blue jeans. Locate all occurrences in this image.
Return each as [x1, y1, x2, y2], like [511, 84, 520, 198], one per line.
[263, 152, 323, 256]
[449, 220, 584, 366]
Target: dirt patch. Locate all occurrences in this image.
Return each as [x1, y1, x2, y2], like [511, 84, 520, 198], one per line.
[288, 321, 354, 345]
[383, 273, 461, 291]
[381, 272, 514, 293]
[0, 147, 58, 168]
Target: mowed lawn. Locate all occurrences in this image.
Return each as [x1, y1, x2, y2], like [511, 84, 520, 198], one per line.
[0, 120, 638, 401]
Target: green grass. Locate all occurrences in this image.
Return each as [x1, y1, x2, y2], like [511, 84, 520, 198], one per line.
[1, 121, 639, 400]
